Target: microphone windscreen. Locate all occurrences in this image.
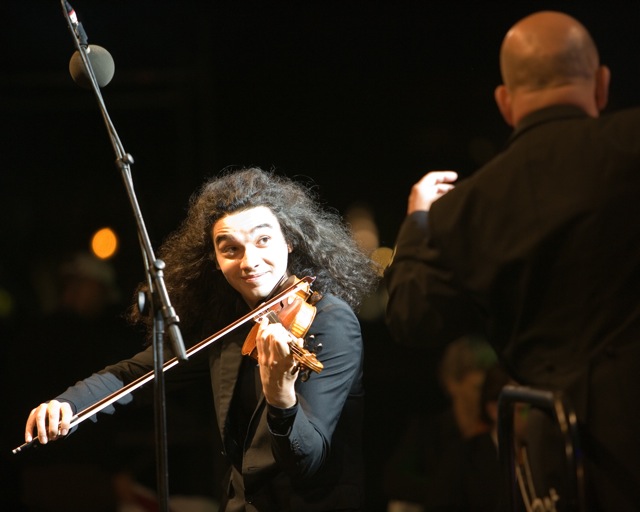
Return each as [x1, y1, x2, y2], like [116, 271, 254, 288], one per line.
[69, 45, 115, 89]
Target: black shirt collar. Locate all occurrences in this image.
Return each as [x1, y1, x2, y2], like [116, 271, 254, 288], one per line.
[508, 105, 590, 145]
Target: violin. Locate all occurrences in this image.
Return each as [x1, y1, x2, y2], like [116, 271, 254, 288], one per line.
[13, 276, 319, 454]
[242, 275, 323, 381]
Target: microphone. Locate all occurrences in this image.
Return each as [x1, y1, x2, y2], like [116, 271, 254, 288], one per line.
[63, 1, 115, 88]
[69, 46, 115, 88]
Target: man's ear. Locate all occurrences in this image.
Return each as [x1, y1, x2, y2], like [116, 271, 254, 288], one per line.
[494, 84, 514, 127]
[595, 65, 610, 112]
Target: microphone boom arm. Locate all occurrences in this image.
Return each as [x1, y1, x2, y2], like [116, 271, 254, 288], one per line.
[59, 0, 187, 362]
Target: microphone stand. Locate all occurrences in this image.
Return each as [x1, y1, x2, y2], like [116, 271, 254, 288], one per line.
[60, 2, 188, 511]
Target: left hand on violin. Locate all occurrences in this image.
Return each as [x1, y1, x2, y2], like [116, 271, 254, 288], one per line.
[242, 277, 323, 374]
[241, 276, 323, 407]
[255, 317, 305, 408]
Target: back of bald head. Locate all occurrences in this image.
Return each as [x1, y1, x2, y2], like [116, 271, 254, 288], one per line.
[499, 11, 600, 92]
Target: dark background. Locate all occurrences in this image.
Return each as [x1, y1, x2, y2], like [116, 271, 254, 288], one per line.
[2, 1, 640, 314]
[2, 1, 640, 510]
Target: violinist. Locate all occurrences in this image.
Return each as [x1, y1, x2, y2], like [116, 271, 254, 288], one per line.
[22, 167, 380, 511]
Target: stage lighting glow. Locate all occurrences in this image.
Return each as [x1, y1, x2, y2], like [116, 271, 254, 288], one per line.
[91, 227, 118, 259]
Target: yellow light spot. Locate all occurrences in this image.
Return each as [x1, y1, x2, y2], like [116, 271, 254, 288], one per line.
[91, 227, 118, 259]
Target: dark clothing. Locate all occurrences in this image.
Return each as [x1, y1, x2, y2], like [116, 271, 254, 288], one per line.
[384, 410, 463, 506]
[454, 433, 500, 512]
[57, 292, 365, 511]
[385, 105, 640, 510]
[385, 411, 500, 512]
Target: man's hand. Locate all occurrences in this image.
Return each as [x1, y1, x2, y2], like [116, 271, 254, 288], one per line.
[407, 171, 458, 214]
[25, 400, 73, 445]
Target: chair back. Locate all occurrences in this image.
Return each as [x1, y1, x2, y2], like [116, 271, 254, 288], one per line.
[497, 385, 585, 512]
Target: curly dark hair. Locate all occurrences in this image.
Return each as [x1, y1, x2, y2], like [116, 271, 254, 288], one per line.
[131, 167, 381, 341]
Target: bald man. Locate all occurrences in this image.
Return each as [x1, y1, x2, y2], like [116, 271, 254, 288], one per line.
[385, 11, 640, 511]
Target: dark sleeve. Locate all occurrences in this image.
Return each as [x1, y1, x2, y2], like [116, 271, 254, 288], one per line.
[267, 402, 298, 435]
[56, 342, 208, 428]
[54, 344, 158, 427]
[384, 210, 484, 348]
[56, 371, 133, 424]
[268, 294, 364, 478]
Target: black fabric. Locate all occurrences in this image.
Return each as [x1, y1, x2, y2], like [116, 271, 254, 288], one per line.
[386, 105, 640, 511]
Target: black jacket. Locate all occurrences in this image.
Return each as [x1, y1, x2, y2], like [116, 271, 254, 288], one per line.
[386, 105, 640, 510]
[58, 292, 365, 511]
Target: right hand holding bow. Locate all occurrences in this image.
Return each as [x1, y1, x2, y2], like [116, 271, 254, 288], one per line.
[25, 399, 73, 445]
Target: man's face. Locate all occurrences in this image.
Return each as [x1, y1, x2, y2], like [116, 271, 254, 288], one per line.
[212, 206, 290, 307]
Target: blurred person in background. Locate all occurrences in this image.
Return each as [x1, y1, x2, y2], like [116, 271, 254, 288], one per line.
[384, 335, 497, 512]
